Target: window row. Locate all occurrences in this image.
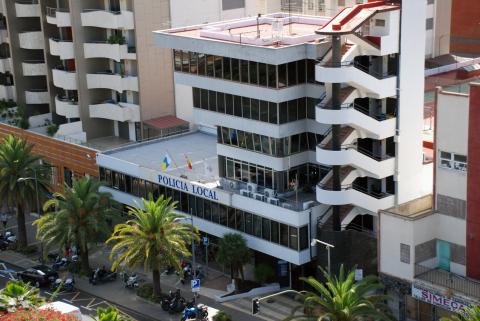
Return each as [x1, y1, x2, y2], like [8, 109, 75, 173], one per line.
[439, 151, 467, 172]
[217, 126, 324, 157]
[174, 50, 318, 88]
[219, 156, 329, 193]
[192, 88, 318, 124]
[99, 167, 308, 251]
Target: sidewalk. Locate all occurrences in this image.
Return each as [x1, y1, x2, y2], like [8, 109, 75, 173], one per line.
[0, 213, 299, 321]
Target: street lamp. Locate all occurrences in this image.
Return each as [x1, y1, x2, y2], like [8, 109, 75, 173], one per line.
[18, 169, 43, 263]
[174, 210, 197, 280]
[311, 238, 334, 275]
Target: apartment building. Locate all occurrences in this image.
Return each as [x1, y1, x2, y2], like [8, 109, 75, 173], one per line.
[0, 0, 281, 149]
[379, 84, 480, 321]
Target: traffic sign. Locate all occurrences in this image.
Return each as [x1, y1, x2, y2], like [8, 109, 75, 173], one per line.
[191, 278, 201, 292]
[203, 236, 209, 246]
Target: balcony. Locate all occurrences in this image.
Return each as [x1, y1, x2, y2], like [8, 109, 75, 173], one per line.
[46, 7, 71, 27]
[0, 85, 15, 101]
[316, 144, 395, 179]
[81, 9, 134, 30]
[22, 60, 46, 76]
[52, 68, 77, 90]
[18, 31, 44, 50]
[86, 72, 138, 92]
[415, 264, 480, 299]
[15, 0, 40, 18]
[315, 61, 396, 99]
[84, 42, 136, 62]
[89, 101, 140, 122]
[55, 95, 79, 119]
[0, 58, 12, 73]
[25, 89, 49, 104]
[316, 183, 394, 213]
[49, 38, 74, 60]
[316, 103, 396, 140]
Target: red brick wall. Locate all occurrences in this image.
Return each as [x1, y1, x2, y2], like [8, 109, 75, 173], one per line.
[450, 1, 480, 54]
[0, 124, 99, 192]
[467, 84, 480, 279]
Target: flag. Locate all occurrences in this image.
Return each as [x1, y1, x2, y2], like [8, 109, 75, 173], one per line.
[161, 153, 173, 170]
[185, 154, 193, 170]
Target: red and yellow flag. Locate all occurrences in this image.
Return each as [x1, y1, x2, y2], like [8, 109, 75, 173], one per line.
[185, 154, 193, 170]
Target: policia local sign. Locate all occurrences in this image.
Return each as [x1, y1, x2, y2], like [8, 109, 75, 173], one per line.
[412, 283, 473, 314]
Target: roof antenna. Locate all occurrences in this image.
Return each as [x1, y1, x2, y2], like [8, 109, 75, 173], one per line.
[257, 13, 261, 38]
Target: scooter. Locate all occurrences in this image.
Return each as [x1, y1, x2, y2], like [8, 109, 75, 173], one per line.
[181, 303, 208, 321]
[51, 257, 68, 271]
[49, 276, 75, 292]
[122, 272, 139, 289]
[168, 295, 186, 314]
[180, 264, 203, 285]
[89, 267, 117, 285]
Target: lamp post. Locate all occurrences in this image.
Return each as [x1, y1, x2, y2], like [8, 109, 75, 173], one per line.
[18, 168, 43, 263]
[174, 210, 196, 280]
[311, 238, 335, 275]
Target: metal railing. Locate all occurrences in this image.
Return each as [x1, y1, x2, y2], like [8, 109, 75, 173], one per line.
[317, 182, 393, 200]
[415, 263, 480, 299]
[318, 60, 396, 80]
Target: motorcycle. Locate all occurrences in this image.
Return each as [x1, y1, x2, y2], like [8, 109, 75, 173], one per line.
[180, 263, 203, 285]
[51, 257, 69, 271]
[181, 303, 208, 321]
[49, 276, 75, 292]
[89, 267, 117, 285]
[122, 272, 139, 289]
[161, 289, 183, 311]
[168, 295, 186, 314]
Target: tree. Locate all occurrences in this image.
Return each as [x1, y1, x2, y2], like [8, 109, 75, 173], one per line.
[285, 265, 393, 321]
[0, 135, 49, 248]
[441, 305, 480, 321]
[107, 195, 197, 298]
[216, 233, 251, 281]
[34, 176, 114, 274]
[0, 280, 44, 313]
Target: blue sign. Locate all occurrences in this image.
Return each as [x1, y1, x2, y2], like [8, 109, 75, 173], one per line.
[158, 174, 219, 201]
[191, 278, 201, 292]
[203, 237, 209, 246]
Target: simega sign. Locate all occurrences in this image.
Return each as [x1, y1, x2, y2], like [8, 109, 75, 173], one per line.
[412, 284, 472, 313]
[158, 174, 220, 201]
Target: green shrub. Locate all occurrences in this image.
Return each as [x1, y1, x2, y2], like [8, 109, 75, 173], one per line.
[212, 310, 232, 321]
[107, 34, 126, 45]
[254, 263, 275, 284]
[18, 117, 29, 129]
[136, 283, 153, 300]
[46, 124, 59, 136]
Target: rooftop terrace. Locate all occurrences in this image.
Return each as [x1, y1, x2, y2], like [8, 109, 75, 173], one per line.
[156, 13, 329, 48]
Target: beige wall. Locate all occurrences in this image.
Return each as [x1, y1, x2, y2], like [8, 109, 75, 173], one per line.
[436, 91, 469, 201]
[133, 0, 175, 122]
[433, 0, 452, 57]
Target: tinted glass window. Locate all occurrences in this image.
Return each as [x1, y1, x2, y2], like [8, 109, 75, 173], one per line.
[231, 59, 240, 81]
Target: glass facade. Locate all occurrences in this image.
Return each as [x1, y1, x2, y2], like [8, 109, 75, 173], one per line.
[174, 50, 319, 88]
[219, 156, 329, 192]
[217, 126, 323, 157]
[193, 88, 318, 124]
[100, 167, 309, 251]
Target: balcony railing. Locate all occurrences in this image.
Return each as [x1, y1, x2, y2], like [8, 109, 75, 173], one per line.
[415, 264, 480, 299]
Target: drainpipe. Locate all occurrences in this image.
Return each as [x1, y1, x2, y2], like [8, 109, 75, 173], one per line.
[331, 35, 342, 232]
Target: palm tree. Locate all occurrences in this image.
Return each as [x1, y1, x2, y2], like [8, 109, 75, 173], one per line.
[216, 233, 251, 280]
[441, 305, 480, 321]
[285, 265, 393, 321]
[107, 195, 197, 298]
[34, 176, 114, 274]
[0, 280, 44, 313]
[0, 135, 49, 248]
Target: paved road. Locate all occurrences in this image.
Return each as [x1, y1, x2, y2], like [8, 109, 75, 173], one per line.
[0, 261, 152, 321]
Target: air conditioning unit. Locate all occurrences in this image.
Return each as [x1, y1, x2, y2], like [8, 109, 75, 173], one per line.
[240, 189, 251, 197]
[247, 183, 257, 193]
[264, 188, 276, 198]
[282, 203, 294, 210]
[268, 197, 280, 206]
[253, 193, 264, 202]
[303, 201, 315, 210]
[228, 180, 238, 190]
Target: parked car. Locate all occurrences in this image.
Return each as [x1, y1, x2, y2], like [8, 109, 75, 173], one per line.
[17, 265, 58, 288]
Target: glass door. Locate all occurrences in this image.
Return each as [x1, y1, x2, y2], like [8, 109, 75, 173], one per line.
[437, 240, 451, 271]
